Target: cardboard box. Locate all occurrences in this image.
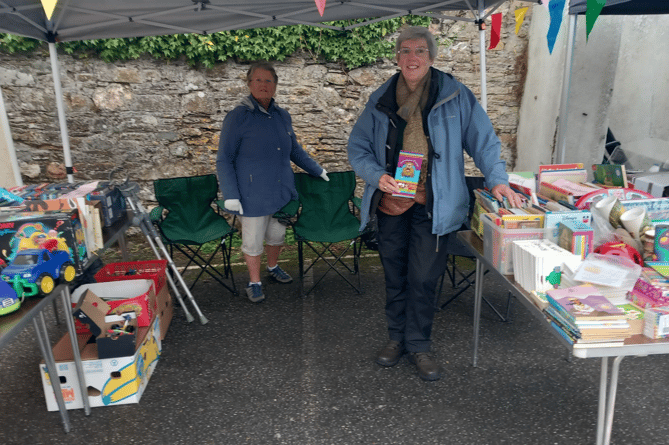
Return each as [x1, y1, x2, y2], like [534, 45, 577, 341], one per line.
[72, 289, 139, 359]
[39, 315, 161, 411]
[155, 283, 173, 340]
[632, 172, 669, 198]
[71, 280, 156, 330]
[96, 312, 138, 359]
[87, 186, 127, 227]
[0, 209, 87, 274]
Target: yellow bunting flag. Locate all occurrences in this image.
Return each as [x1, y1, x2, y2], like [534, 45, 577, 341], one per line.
[314, 0, 326, 17]
[515, 7, 529, 34]
[40, 0, 58, 20]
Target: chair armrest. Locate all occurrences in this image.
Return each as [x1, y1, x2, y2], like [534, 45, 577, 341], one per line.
[149, 205, 165, 223]
[215, 199, 226, 214]
[273, 199, 300, 225]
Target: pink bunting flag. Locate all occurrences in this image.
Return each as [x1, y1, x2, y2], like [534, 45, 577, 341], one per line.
[314, 0, 326, 17]
[488, 13, 502, 50]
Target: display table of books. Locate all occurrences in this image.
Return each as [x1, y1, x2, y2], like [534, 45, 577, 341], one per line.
[458, 230, 669, 445]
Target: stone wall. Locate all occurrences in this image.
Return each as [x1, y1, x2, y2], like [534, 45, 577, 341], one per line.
[0, 2, 530, 203]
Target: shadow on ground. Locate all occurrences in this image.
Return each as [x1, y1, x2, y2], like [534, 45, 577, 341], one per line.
[1, 236, 668, 444]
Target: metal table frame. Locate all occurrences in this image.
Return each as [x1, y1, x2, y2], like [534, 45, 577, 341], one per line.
[0, 210, 133, 432]
[459, 230, 669, 445]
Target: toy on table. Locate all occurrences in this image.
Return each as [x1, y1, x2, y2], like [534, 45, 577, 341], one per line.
[1, 248, 76, 295]
[594, 241, 643, 266]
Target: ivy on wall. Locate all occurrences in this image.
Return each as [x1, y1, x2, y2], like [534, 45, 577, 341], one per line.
[0, 16, 431, 68]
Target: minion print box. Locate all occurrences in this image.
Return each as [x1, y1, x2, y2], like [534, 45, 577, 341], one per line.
[39, 315, 161, 411]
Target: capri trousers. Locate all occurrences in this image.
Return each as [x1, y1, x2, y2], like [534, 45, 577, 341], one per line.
[240, 214, 287, 256]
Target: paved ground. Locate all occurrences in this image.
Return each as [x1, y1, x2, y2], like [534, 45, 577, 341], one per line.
[1, 248, 669, 445]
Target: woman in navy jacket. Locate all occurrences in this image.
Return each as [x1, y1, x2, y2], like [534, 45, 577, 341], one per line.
[217, 62, 328, 303]
[347, 27, 520, 381]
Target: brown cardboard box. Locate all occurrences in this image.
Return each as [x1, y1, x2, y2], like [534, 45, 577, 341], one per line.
[155, 284, 173, 340]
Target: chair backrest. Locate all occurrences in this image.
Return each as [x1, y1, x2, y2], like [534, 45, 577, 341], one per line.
[446, 175, 486, 257]
[293, 171, 361, 243]
[154, 174, 231, 244]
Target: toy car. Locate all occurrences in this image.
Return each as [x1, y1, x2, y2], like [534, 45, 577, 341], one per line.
[1, 249, 76, 295]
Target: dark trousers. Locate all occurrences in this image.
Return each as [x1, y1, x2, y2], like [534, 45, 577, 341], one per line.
[376, 204, 450, 353]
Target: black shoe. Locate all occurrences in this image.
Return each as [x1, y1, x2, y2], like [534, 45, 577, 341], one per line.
[376, 340, 405, 367]
[408, 352, 441, 381]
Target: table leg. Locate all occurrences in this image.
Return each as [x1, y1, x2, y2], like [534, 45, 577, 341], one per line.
[596, 356, 625, 445]
[596, 357, 608, 445]
[603, 356, 624, 445]
[33, 313, 71, 433]
[61, 286, 91, 415]
[472, 258, 484, 368]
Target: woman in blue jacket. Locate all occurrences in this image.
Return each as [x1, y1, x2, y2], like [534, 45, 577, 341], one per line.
[347, 27, 521, 381]
[217, 62, 328, 303]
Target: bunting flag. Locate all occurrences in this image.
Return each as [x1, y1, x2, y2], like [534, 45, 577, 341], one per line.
[314, 0, 326, 17]
[488, 13, 502, 49]
[547, 0, 565, 54]
[515, 7, 529, 34]
[40, 0, 58, 20]
[586, 0, 607, 40]
[540, 0, 550, 10]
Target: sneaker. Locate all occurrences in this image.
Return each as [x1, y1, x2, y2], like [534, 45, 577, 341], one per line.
[267, 265, 293, 283]
[245, 283, 265, 303]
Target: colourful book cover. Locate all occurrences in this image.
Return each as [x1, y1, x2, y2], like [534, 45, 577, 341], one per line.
[546, 284, 626, 322]
[392, 151, 423, 199]
[592, 164, 628, 188]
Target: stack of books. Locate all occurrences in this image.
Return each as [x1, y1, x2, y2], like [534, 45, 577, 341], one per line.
[545, 284, 631, 347]
[511, 239, 582, 296]
[557, 220, 594, 259]
[627, 276, 669, 308]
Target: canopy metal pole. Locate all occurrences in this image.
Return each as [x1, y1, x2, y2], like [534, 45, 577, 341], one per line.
[478, 2, 488, 112]
[48, 42, 75, 183]
[556, 13, 578, 164]
[0, 87, 23, 186]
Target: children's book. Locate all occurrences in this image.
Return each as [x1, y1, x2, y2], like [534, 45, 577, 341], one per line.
[546, 284, 626, 323]
[592, 164, 628, 188]
[392, 151, 423, 199]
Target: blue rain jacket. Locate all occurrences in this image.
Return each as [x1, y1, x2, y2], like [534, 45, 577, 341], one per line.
[217, 95, 323, 217]
[347, 68, 509, 236]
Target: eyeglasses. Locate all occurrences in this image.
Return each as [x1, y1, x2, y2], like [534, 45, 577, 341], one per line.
[251, 78, 276, 84]
[397, 47, 430, 58]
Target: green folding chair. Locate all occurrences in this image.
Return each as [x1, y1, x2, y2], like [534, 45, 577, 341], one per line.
[151, 174, 237, 295]
[277, 171, 366, 296]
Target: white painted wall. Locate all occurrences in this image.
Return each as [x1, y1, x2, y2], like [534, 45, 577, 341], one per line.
[517, 5, 669, 175]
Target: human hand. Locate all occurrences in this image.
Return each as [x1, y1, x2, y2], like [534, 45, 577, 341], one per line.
[320, 168, 330, 182]
[224, 199, 244, 215]
[491, 184, 523, 208]
[378, 174, 400, 194]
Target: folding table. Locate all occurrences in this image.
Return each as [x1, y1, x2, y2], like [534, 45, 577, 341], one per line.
[0, 209, 133, 432]
[458, 230, 669, 445]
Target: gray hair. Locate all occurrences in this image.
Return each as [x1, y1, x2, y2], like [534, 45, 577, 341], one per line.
[246, 62, 278, 85]
[395, 26, 438, 60]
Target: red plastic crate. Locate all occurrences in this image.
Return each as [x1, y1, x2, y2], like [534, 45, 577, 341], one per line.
[94, 259, 168, 292]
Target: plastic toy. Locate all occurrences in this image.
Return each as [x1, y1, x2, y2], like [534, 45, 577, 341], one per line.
[594, 241, 643, 266]
[0, 280, 20, 315]
[1, 248, 76, 295]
